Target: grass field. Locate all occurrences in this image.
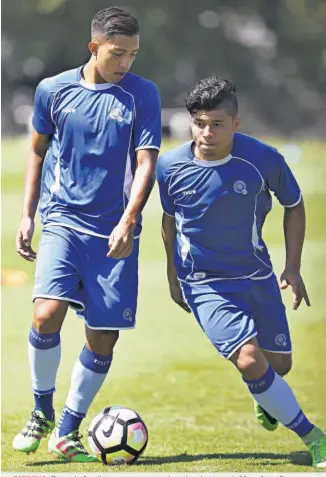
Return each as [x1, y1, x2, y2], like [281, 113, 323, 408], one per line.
[2, 136, 326, 473]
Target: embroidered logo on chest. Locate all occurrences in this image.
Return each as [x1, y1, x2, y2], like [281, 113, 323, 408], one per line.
[233, 180, 248, 195]
[109, 107, 124, 123]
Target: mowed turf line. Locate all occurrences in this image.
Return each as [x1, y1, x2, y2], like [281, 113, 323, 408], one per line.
[2, 137, 326, 472]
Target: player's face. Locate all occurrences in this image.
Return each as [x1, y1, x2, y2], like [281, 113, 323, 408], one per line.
[191, 109, 240, 158]
[90, 34, 139, 84]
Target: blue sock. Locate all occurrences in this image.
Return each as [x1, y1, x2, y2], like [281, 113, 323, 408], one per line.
[58, 346, 112, 437]
[58, 406, 85, 437]
[28, 326, 61, 421]
[244, 365, 314, 438]
[286, 410, 314, 437]
[34, 391, 55, 421]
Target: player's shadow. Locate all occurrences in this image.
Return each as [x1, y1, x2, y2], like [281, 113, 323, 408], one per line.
[136, 451, 312, 467]
[24, 451, 312, 468]
[25, 459, 72, 467]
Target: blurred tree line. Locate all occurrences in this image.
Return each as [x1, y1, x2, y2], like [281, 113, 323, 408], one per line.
[2, 0, 326, 136]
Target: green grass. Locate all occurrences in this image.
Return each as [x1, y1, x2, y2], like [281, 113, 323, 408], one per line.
[2, 136, 326, 472]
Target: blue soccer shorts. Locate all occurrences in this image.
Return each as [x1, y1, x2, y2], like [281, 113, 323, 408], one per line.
[32, 226, 139, 330]
[180, 274, 292, 359]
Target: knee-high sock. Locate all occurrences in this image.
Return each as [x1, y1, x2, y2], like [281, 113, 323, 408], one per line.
[58, 345, 112, 437]
[28, 326, 61, 420]
[244, 365, 314, 438]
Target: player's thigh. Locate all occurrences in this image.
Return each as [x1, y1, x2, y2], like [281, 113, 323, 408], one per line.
[33, 227, 85, 312]
[81, 236, 139, 330]
[181, 282, 257, 360]
[251, 274, 292, 355]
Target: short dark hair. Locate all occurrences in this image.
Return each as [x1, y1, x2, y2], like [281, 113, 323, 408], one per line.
[91, 7, 139, 38]
[185, 76, 238, 117]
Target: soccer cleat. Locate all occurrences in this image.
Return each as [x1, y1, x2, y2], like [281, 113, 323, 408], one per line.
[48, 428, 99, 462]
[13, 410, 55, 453]
[307, 434, 326, 468]
[254, 401, 278, 431]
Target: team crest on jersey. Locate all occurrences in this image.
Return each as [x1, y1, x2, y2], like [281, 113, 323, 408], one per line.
[275, 334, 287, 347]
[122, 308, 132, 321]
[109, 107, 124, 123]
[233, 180, 248, 195]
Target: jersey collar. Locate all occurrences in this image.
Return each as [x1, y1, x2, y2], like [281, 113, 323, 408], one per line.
[189, 143, 233, 167]
[79, 79, 114, 91]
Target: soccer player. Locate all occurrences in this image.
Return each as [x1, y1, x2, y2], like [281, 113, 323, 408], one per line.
[13, 7, 161, 462]
[157, 76, 326, 467]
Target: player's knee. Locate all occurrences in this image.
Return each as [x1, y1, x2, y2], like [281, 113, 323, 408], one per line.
[236, 354, 259, 375]
[232, 341, 268, 380]
[33, 299, 67, 333]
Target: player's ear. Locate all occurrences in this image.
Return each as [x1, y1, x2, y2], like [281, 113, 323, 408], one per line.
[89, 40, 99, 57]
[233, 116, 241, 132]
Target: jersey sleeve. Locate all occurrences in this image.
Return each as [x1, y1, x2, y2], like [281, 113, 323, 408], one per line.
[265, 149, 301, 207]
[156, 156, 175, 216]
[133, 82, 161, 151]
[32, 79, 55, 135]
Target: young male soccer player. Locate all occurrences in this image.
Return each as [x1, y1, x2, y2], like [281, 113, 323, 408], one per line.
[157, 76, 326, 467]
[13, 7, 161, 462]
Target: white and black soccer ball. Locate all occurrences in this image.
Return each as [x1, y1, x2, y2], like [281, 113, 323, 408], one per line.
[88, 406, 148, 465]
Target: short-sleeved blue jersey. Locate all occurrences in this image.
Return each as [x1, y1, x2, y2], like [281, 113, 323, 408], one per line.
[33, 67, 161, 237]
[157, 133, 301, 285]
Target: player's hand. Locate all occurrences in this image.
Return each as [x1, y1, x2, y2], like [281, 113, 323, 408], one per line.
[279, 269, 311, 310]
[168, 277, 191, 313]
[107, 222, 134, 259]
[16, 216, 37, 262]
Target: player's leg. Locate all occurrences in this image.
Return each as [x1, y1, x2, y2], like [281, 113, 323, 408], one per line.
[254, 350, 292, 431]
[262, 350, 292, 377]
[49, 328, 119, 462]
[181, 281, 326, 468]
[230, 338, 326, 468]
[13, 227, 84, 454]
[251, 275, 294, 431]
[49, 234, 139, 462]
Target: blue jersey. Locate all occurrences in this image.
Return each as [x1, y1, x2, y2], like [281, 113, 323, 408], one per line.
[33, 67, 161, 237]
[157, 133, 301, 286]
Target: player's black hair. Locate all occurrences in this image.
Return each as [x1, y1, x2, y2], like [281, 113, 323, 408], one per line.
[185, 76, 238, 117]
[91, 7, 139, 38]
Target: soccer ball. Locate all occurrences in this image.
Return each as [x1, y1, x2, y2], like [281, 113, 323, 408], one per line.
[88, 405, 148, 465]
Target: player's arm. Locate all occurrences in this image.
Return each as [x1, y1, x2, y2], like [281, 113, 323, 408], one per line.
[16, 130, 50, 262]
[107, 148, 158, 259]
[108, 81, 162, 259]
[266, 149, 310, 309]
[161, 213, 191, 313]
[280, 198, 310, 310]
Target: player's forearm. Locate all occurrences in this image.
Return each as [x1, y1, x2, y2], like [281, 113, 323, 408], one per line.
[121, 156, 156, 229]
[21, 151, 45, 219]
[161, 213, 178, 282]
[283, 199, 306, 272]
